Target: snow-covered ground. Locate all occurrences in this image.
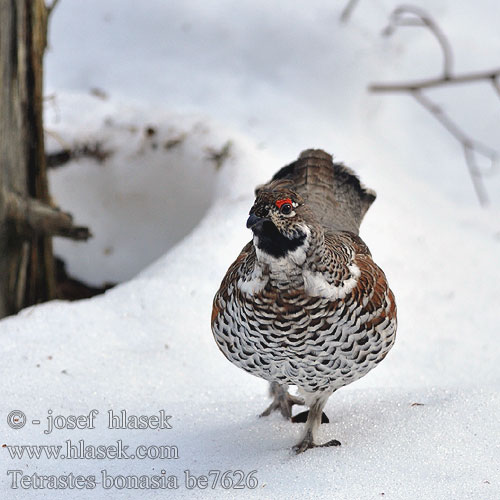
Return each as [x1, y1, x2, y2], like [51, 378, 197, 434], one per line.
[1, 1, 500, 498]
[45, 95, 235, 285]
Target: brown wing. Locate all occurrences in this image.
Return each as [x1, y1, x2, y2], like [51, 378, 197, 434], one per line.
[333, 232, 397, 357]
[211, 241, 255, 327]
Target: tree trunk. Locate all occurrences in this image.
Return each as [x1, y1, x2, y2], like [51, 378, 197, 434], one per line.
[0, 0, 89, 318]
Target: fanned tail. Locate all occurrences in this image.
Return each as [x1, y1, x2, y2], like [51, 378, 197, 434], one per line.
[259, 149, 376, 235]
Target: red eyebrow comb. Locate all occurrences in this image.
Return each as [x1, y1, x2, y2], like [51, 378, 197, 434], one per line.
[276, 198, 292, 209]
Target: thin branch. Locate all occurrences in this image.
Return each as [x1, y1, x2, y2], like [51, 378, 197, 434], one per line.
[411, 91, 466, 142]
[15, 243, 30, 311]
[3, 189, 91, 240]
[368, 4, 499, 206]
[383, 5, 453, 77]
[370, 68, 500, 93]
[412, 91, 498, 165]
[46, 0, 61, 18]
[492, 76, 500, 101]
[463, 145, 490, 207]
[412, 91, 496, 206]
[44, 129, 72, 151]
[340, 0, 361, 23]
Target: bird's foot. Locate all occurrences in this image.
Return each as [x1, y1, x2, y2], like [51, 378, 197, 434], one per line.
[292, 437, 341, 454]
[260, 384, 304, 420]
[291, 410, 329, 424]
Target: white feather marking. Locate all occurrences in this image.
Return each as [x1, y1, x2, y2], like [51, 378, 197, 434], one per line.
[303, 262, 360, 300]
[237, 266, 268, 295]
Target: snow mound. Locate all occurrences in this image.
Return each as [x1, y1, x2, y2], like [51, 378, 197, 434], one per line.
[46, 94, 245, 285]
[2, 120, 500, 498]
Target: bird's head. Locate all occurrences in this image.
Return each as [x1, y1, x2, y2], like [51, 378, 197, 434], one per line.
[247, 183, 320, 263]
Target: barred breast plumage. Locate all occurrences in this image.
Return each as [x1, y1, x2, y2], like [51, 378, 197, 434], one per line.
[211, 149, 397, 453]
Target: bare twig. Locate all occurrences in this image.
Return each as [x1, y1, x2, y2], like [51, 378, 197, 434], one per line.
[462, 145, 491, 207]
[2, 189, 91, 240]
[340, 0, 361, 23]
[492, 76, 500, 101]
[45, 0, 61, 18]
[383, 5, 453, 77]
[15, 243, 30, 311]
[412, 91, 496, 205]
[46, 141, 113, 169]
[369, 5, 499, 206]
[369, 68, 500, 93]
[206, 141, 233, 171]
[44, 129, 72, 151]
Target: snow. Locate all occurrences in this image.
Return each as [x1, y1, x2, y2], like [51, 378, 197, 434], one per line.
[2, 0, 500, 498]
[45, 94, 234, 285]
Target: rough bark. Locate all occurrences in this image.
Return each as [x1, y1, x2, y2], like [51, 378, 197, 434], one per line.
[0, 0, 89, 317]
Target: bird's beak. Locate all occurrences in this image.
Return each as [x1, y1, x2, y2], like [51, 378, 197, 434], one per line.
[246, 213, 266, 229]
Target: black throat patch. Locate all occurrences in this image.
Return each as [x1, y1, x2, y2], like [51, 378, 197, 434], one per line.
[252, 220, 306, 259]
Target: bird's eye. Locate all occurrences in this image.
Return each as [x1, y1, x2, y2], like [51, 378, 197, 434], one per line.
[280, 203, 292, 215]
[276, 198, 294, 215]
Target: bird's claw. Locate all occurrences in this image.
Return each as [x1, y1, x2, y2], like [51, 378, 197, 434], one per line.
[260, 383, 304, 420]
[293, 438, 341, 454]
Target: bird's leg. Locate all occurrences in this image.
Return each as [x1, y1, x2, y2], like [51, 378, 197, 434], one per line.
[260, 382, 304, 420]
[292, 392, 340, 454]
